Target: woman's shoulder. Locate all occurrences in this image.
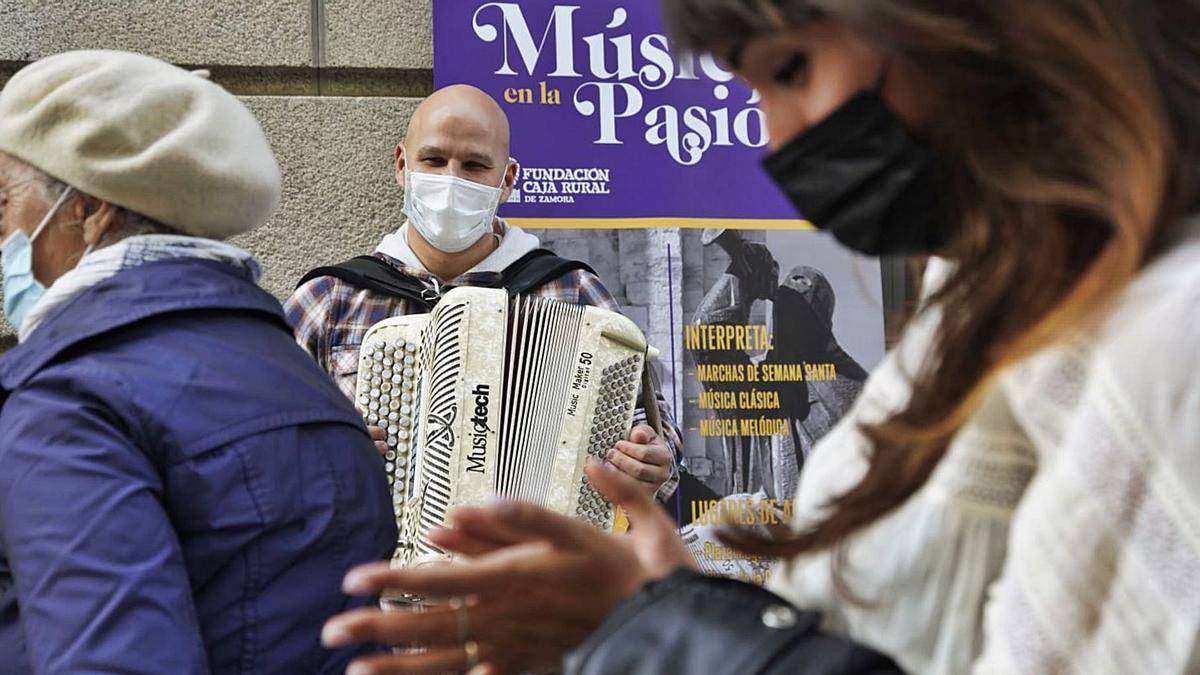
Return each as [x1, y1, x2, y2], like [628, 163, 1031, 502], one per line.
[1089, 220, 1200, 441]
[1098, 222, 1199, 368]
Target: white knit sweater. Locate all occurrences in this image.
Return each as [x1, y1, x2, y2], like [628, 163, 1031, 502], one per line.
[767, 220, 1200, 674]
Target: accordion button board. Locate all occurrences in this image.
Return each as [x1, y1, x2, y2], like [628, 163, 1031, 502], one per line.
[358, 287, 649, 569]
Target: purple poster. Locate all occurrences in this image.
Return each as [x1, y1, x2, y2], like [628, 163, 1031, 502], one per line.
[434, 0, 801, 227]
[436, 1, 887, 584]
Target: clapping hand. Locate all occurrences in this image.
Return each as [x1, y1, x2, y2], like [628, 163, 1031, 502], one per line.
[322, 460, 697, 674]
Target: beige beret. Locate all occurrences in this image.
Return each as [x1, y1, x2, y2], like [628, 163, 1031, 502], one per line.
[0, 50, 280, 239]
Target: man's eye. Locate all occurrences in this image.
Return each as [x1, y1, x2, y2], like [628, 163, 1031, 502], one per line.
[772, 53, 809, 86]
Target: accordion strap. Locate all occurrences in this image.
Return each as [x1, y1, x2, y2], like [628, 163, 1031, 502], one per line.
[298, 255, 439, 310]
[297, 250, 597, 309]
[499, 249, 597, 296]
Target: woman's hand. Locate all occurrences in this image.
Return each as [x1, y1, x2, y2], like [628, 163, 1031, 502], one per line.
[607, 425, 673, 496]
[322, 460, 697, 675]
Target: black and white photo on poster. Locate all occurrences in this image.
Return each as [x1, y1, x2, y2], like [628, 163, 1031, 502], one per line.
[679, 228, 884, 582]
[521, 225, 886, 583]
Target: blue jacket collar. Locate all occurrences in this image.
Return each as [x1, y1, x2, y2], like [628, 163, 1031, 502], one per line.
[0, 258, 289, 391]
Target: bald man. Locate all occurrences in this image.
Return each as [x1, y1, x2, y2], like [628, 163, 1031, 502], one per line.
[285, 85, 683, 500]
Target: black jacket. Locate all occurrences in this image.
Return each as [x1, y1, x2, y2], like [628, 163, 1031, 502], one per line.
[566, 570, 904, 675]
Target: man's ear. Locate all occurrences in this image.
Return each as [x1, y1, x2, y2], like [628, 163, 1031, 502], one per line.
[80, 199, 117, 247]
[395, 143, 407, 187]
[499, 158, 519, 205]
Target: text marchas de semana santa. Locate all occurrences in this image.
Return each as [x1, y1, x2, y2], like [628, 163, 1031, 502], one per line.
[685, 323, 841, 438]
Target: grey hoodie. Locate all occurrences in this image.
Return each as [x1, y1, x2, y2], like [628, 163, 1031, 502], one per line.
[374, 218, 542, 276]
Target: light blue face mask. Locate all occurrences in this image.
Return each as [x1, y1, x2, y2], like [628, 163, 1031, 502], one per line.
[1, 186, 75, 331]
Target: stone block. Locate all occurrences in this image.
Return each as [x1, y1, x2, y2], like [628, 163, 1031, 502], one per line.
[625, 280, 652, 307]
[586, 229, 619, 262]
[550, 238, 589, 266]
[619, 261, 651, 287]
[646, 328, 674, 350]
[323, 0, 433, 69]
[584, 236, 620, 294]
[235, 96, 422, 299]
[617, 229, 648, 264]
[587, 258, 621, 294]
[620, 304, 649, 337]
[0, 0, 312, 67]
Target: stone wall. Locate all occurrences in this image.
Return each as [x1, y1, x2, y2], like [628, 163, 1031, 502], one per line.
[0, 0, 435, 346]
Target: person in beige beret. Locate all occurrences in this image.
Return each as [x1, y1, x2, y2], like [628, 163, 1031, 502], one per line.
[0, 50, 396, 674]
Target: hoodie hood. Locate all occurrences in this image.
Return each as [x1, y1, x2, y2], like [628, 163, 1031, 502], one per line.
[375, 218, 541, 276]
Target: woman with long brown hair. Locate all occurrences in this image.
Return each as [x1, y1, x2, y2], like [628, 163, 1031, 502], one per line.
[321, 1, 1200, 673]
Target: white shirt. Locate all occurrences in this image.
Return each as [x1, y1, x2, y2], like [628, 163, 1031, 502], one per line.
[768, 220, 1200, 674]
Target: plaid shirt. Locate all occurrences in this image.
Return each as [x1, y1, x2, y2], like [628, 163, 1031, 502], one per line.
[285, 252, 681, 500]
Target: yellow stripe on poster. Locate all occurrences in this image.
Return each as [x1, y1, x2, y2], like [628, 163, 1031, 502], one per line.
[506, 217, 816, 231]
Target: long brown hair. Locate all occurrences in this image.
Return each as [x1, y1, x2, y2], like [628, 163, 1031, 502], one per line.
[664, 0, 1200, 557]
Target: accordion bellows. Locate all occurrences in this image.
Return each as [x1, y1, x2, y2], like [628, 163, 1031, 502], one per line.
[358, 287, 649, 568]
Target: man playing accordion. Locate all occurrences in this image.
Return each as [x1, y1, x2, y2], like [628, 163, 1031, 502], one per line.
[285, 84, 682, 502]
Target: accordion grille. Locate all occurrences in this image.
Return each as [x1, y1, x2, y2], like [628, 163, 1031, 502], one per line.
[497, 296, 586, 503]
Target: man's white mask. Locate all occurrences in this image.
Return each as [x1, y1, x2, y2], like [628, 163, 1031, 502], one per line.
[403, 167, 507, 253]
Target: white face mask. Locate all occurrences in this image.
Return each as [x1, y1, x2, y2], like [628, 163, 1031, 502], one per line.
[402, 167, 507, 254]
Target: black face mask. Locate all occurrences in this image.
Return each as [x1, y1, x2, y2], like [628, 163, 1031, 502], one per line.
[762, 91, 958, 256]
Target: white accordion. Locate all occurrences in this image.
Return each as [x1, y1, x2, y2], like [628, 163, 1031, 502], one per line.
[356, 287, 651, 568]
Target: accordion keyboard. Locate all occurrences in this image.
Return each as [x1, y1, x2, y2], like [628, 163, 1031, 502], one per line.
[577, 355, 643, 527]
[357, 315, 429, 563]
